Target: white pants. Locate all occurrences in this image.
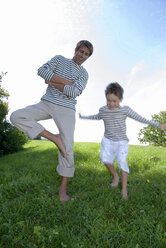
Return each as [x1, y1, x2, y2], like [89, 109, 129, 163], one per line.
[10, 100, 76, 177]
[100, 136, 129, 173]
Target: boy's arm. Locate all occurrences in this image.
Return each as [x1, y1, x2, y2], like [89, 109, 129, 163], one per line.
[160, 123, 166, 131]
[126, 106, 160, 128]
[79, 112, 101, 120]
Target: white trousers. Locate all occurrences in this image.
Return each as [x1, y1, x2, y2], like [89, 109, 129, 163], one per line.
[10, 100, 76, 177]
[100, 136, 129, 173]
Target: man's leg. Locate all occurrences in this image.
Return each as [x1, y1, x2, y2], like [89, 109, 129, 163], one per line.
[40, 130, 66, 158]
[49, 103, 75, 202]
[10, 101, 50, 139]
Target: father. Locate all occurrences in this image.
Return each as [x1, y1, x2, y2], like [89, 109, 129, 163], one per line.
[10, 40, 93, 202]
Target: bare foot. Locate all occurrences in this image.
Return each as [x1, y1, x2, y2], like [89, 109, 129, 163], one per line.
[59, 193, 74, 202]
[54, 134, 67, 158]
[110, 176, 119, 188]
[122, 190, 128, 200]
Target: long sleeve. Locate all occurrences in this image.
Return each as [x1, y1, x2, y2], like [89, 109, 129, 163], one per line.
[125, 106, 160, 128]
[37, 55, 60, 81]
[63, 70, 88, 98]
[80, 113, 101, 120]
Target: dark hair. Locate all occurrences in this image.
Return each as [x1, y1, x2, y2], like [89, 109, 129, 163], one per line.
[105, 82, 124, 100]
[75, 40, 93, 57]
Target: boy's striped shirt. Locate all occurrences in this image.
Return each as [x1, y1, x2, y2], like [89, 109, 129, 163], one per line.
[80, 105, 160, 141]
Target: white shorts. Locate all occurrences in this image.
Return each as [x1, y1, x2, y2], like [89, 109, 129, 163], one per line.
[100, 136, 129, 173]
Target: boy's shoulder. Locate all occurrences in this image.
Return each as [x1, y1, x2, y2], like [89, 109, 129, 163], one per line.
[99, 105, 109, 112]
[99, 105, 132, 113]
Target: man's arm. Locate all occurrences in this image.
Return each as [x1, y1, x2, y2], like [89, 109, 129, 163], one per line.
[45, 74, 73, 92]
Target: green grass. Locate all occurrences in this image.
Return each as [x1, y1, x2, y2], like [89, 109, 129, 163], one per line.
[0, 140, 166, 248]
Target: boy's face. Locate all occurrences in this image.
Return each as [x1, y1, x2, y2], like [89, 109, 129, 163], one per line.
[106, 93, 121, 110]
[72, 46, 90, 65]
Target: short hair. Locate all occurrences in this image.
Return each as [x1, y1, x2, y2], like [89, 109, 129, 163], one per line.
[75, 40, 93, 57]
[105, 82, 124, 100]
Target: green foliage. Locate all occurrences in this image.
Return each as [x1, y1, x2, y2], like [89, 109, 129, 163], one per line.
[0, 72, 28, 157]
[138, 111, 166, 147]
[0, 141, 166, 247]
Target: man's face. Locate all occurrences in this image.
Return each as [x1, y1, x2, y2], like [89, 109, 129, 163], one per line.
[72, 46, 90, 65]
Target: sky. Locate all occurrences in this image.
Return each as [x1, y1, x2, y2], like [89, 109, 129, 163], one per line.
[0, 0, 166, 145]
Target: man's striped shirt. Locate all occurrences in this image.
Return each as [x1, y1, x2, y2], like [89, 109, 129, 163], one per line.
[38, 55, 88, 111]
[80, 105, 160, 141]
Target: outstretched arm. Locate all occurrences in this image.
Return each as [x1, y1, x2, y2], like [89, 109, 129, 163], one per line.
[79, 112, 101, 120]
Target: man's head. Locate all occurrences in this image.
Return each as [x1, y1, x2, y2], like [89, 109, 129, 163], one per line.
[72, 40, 93, 65]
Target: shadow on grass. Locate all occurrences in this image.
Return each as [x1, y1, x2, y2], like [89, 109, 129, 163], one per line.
[0, 143, 165, 200]
[0, 142, 166, 248]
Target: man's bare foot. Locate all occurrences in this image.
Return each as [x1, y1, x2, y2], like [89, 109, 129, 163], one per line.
[110, 176, 119, 188]
[54, 134, 67, 158]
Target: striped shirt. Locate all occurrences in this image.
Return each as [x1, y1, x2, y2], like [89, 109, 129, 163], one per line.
[38, 55, 88, 111]
[80, 105, 160, 141]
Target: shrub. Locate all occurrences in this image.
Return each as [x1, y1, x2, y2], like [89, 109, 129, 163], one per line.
[0, 72, 28, 156]
[138, 111, 166, 147]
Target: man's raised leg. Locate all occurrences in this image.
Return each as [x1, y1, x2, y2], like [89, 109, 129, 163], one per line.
[39, 130, 67, 158]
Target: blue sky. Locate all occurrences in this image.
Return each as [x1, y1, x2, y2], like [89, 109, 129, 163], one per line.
[0, 0, 165, 145]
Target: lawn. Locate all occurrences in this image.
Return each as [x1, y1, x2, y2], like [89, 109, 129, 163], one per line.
[0, 140, 166, 248]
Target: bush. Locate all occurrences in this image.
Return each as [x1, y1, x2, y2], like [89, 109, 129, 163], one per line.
[0, 72, 28, 156]
[138, 111, 166, 147]
[0, 122, 28, 156]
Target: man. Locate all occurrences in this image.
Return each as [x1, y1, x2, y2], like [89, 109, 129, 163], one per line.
[10, 40, 93, 202]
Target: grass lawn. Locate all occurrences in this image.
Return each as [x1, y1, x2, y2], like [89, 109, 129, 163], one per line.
[0, 140, 166, 248]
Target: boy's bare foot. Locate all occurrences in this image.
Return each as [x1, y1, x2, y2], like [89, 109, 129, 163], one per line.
[110, 176, 119, 188]
[54, 134, 67, 158]
[122, 190, 128, 199]
[59, 193, 74, 202]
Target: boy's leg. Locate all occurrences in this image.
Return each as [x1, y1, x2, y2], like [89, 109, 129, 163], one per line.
[100, 137, 119, 187]
[120, 170, 128, 199]
[117, 141, 129, 199]
[105, 163, 119, 187]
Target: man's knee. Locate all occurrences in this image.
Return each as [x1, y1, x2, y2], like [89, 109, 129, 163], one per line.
[10, 110, 21, 125]
[10, 111, 17, 125]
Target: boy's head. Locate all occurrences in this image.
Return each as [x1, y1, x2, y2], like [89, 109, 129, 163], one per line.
[105, 82, 124, 110]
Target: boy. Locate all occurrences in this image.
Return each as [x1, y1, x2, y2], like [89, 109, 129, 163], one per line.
[79, 82, 166, 199]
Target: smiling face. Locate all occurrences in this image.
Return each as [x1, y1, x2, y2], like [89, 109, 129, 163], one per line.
[72, 45, 90, 65]
[106, 93, 121, 110]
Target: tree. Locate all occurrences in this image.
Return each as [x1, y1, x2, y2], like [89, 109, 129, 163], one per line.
[138, 111, 166, 147]
[0, 72, 28, 156]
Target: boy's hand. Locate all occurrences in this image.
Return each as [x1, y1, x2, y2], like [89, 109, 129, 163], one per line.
[160, 123, 166, 131]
